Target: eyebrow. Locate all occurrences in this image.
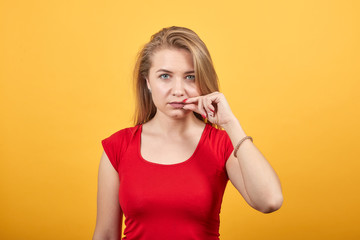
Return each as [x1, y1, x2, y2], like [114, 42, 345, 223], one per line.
[156, 69, 195, 74]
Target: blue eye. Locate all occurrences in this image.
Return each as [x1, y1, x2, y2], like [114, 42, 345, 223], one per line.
[160, 74, 170, 79]
[186, 75, 195, 80]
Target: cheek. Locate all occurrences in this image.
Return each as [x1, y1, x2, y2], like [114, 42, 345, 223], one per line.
[186, 84, 201, 97]
[153, 84, 169, 96]
[151, 85, 169, 104]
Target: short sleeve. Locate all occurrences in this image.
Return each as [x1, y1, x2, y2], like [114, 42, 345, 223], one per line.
[101, 128, 130, 173]
[222, 131, 234, 163]
[101, 137, 119, 172]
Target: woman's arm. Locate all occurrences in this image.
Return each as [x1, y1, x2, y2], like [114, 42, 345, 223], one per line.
[183, 92, 283, 213]
[223, 117, 283, 213]
[93, 151, 123, 240]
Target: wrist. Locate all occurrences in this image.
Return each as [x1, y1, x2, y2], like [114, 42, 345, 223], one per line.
[222, 116, 247, 145]
[221, 115, 240, 131]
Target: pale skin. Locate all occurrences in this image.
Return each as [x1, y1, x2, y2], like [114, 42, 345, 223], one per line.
[93, 48, 283, 240]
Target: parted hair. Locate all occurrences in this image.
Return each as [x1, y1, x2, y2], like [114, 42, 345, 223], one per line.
[133, 26, 219, 126]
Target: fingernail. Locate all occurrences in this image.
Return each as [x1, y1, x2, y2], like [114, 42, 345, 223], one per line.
[182, 99, 187, 103]
[202, 114, 206, 118]
[210, 109, 215, 113]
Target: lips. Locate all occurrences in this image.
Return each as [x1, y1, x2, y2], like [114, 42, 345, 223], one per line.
[169, 102, 185, 108]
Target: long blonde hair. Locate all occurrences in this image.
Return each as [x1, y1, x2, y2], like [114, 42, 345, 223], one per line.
[133, 26, 220, 126]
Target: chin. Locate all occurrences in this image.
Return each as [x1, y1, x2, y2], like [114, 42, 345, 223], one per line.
[171, 110, 192, 118]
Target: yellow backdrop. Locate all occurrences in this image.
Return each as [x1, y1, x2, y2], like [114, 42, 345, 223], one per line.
[1, 0, 359, 239]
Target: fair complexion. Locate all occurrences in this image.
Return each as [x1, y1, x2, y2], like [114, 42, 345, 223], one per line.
[144, 47, 283, 212]
[145, 48, 202, 129]
[183, 93, 284, 213]
[142, 47, 206, 164]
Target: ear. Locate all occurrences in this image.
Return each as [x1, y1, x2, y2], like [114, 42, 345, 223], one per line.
[145, 77, 151, 91]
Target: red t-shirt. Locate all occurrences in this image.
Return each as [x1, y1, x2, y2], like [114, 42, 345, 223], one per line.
[101, 123, 234, 240]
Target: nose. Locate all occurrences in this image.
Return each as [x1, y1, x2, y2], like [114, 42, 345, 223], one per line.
[171, 77, 184, 97]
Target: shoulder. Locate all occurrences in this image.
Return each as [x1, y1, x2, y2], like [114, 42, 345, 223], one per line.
[203, 123, 234, 167]
[207, 123, 230, 140]
[103, 125, 140, 142]
[101, 125, 141, 173]
[101, 125, 141, 152]
[206, 123, 233, 153]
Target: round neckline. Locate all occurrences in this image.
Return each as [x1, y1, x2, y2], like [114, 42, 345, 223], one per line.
[137, 123, 209, 167]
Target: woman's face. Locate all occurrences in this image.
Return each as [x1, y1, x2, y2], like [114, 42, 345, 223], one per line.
[146, 48, 201, 119]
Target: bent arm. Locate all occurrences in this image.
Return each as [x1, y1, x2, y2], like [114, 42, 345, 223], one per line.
[93, 151, 123, 240]
[223, 117, 283, 213]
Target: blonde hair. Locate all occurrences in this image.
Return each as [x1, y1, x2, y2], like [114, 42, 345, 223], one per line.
[133, 26, 220, 127]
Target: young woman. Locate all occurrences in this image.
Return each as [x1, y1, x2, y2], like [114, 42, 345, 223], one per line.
[93, 26, 283, 240]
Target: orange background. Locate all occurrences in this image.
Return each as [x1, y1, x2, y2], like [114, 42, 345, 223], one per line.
[1, 0, 359, 239]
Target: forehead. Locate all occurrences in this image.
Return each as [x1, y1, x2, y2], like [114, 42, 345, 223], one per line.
[149, 48, 194, 72]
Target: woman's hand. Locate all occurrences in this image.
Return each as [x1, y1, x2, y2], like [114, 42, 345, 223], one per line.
[182, 91, 236, 128]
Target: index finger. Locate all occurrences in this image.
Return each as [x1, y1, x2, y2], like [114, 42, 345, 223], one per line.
[183, 96, 201, 104]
